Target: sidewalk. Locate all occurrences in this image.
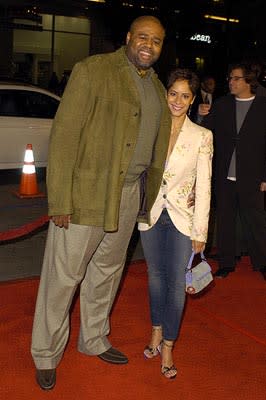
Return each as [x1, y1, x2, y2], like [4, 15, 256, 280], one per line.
[0, 182, 48, 281]
[0, 182, 144, 281]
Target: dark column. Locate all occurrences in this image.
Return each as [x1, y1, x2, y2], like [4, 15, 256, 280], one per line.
[0, 7, 14, 77]
[89, 14, 116, 55]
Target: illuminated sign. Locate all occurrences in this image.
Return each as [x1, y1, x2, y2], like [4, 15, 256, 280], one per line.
[190, 33, 211, 44]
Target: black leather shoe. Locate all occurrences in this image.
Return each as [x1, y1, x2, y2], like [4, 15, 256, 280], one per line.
[98, 347, 128, 364]
[214, 268, 234, 279]
[36, 368, 56, 390]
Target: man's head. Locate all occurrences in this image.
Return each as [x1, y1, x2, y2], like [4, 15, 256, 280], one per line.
[228, 63, 257, 98]
[125, 15, 165, 72]
[201, 76, 216, 94]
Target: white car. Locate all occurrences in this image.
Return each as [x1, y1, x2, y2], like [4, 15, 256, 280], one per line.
[0, 81, 60, 169]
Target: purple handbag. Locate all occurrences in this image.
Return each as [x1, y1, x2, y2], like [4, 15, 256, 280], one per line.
[185, 251, 213, 294]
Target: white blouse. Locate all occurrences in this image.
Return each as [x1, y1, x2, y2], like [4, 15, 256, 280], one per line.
[138, 116, 213, 243]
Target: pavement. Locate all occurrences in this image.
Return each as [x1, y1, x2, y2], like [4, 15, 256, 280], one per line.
[0, 180, 144, 282]
[0, 181, 48, 281]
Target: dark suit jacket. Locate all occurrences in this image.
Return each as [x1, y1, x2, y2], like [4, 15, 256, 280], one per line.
[256, 83, 266, 97]
[204, 95, 266, 198]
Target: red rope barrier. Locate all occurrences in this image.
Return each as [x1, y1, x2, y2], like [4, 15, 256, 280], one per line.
[0, 215, 50, 242]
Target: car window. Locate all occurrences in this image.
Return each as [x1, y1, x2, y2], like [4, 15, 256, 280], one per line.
[0, 89, 59, 118]
[0, 90, 20, 116]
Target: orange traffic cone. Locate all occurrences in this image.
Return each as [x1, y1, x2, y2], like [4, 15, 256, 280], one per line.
[13, 144, 45, 198]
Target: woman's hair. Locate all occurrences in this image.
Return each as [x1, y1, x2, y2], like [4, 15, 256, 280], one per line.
[166, 68, 200, 96]
[228, 62, 258, 94]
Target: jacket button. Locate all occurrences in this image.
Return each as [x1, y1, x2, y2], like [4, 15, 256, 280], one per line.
[126, 143, 131, 147]
[134, 112, 138, 116]
[163, 194, 167, 199]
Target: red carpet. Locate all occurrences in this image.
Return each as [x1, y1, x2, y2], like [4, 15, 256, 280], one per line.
[0, 257, 265, 400]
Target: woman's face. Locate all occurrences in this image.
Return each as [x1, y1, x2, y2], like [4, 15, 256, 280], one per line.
[167, 79, 194, 117]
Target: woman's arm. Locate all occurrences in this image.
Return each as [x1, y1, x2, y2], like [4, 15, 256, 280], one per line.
[191, 129, 213, 252]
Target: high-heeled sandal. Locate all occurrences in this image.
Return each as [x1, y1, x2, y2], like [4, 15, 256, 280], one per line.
[143, 326, 162, 359]
[161, 365, 177, 379]
[161, 340, 177, 379]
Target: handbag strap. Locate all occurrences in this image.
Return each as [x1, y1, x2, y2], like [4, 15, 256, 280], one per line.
[186, 251, 206, 271]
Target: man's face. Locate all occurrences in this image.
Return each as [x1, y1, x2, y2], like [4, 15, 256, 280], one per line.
[228, 68, 252, 98]
[125, 19, 165, 71]
[202, 78, 216, 94]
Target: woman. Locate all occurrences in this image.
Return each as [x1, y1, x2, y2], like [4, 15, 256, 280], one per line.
[139, 68, 213, 379]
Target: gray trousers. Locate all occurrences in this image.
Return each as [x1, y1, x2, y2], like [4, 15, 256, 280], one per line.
[31, 181, 140, 369]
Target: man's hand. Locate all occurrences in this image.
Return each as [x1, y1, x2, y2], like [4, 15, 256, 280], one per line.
[51, 215, 71, 229]
[198, 103, 211, 117]
[260, 182, 266, 192]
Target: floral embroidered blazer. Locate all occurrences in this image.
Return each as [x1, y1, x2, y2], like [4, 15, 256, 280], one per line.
[139, 116, 213, 243]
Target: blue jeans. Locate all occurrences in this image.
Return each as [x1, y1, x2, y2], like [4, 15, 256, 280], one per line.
[140, 209, 191, 341]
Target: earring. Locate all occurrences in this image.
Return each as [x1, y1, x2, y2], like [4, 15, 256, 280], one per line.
[188, 104, 192, 116]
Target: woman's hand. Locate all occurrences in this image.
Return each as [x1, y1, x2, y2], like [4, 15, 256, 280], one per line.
[192, 240, 205, 254]
[187, 186, 195, 208]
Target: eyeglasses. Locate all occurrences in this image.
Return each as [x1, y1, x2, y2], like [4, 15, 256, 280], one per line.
[227, 76, 245, 82]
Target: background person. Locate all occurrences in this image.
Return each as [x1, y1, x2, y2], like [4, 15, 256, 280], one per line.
[204, 62, 266, 280]
[189, 74, 219, 254]
[48, 71, 59, 94]
[190, 74, 217, 124]
[138, 68, 213, 380]
[249, 61, 266, 96]
[31, 15, 171, 391]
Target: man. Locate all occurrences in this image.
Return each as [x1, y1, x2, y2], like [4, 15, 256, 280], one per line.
[190, 74, 217, 124]
[190, 74, 218, 253]
[250, 61, 266, 96]
[204, 63, 266, 279]
[31, 15, 171, 390]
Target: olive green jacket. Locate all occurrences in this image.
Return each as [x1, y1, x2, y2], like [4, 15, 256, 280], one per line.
[47, 47, 171, 231]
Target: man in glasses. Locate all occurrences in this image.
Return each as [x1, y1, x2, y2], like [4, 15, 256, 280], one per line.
[204, 62, 266, 280]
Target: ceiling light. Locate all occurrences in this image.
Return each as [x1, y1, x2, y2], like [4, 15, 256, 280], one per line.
[204, 14, 239, 23]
